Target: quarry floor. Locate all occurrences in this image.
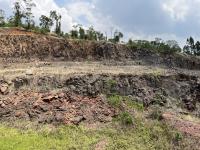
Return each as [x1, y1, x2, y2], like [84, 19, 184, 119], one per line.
[1, 61, 200, 78]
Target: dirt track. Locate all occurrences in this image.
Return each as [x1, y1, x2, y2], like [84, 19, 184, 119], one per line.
[0, 61, 200, 81]
[0, 61, 167, 77]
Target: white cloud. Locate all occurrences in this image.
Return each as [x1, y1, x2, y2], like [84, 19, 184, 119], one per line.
[66, 0, 118, 37]
[32, 0, 75, 32]
[162, 0, 189, 21]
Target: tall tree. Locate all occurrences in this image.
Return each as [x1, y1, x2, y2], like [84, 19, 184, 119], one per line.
[113, 30, 123, 43]
[39, 15, 53, 32]
[79, 26, 85, 39]
[50, 11, 62, 35]
[96, 31, 105, 41]
[166, 40, 181, 52]
[183, 37, 195, 55]
[86, 26, 97, 40]
[23, 0, 36, 29]
[13, 1, 24, 27]
[195, 41, 200, 56]
[70, 24, 79, 39]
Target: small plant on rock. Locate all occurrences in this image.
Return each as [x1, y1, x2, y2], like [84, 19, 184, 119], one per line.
[106, 79, 117, 88]
[174, 132, 183, 142]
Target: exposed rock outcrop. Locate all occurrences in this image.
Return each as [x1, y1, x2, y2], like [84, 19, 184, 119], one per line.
[0, 28, 200, 70]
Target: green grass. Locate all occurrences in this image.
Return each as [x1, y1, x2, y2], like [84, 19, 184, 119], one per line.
[107, 94, 122, 108]
[123, 96, 144, 111]
[106, 79, 117, 89]
[117, 112, 134, 125]
[107, 94, 144, 111]
[0, 118, 184, 150]
[0, 125, 100, 150]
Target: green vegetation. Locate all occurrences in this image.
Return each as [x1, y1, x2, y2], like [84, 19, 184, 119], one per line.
[0, 118, 185, 150]
[127, 38, 181, 54]
[0, 124, 98, 150]
[39, 15, 53, 33]
[183, 36, 200, 56]
[152, 93, 167, 106]
[117, 112, 134, 125]
[106, 79, 117, 88]
[123, 96, 144, 111]
[109, 30, 124, 43]
[107, 94, 144, 111]
[149, 106, 163, 120]
[107, 94, 122, 108]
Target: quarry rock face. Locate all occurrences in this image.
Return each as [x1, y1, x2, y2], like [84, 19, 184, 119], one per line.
[0, 73, 199, 125]
[0, 91, 117, 125]
[0, 30, 200, 69]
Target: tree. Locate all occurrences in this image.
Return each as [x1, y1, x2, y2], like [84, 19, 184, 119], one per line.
[96, 31, 106, 41]
[13, 1, 24, 27]
[79, 26, 85, 39]
[50, 10, 62, 35]
[166, 40, 181, 53]
[183, 37, 195, 55]
[86, 26, 97, 40]
[195, 41, 200, 56]
[0, 9, 5, 26]
[70, 25, 79, 39]
[39, 15, 53, 32]
[23, 0, 36, 29]
[113, 30, 123, 43]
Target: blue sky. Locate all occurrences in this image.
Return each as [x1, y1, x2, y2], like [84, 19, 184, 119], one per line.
[55, 0, 70, 6]
[1, 0, 200, 46]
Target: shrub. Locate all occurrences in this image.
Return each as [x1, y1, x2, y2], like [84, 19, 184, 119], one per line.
[106, 79, 117, 88]
[174, 132, 183, 142]
[118, 112, 134, 125]
[127, 39, 181, 55]
[107, 94, 122, 108]
[152, 93, 167, 106]
[123, 96, 144, 111]
[149, 107, 163, 120]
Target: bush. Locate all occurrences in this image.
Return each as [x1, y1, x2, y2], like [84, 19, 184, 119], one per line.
[118, 112, 134, 125]
[107, 94, 122, 108]
[127, 39, 181, 55]
[106, 79, 117, 88]
[149, 107, 163, 120]
[174, 132, 183, 142]
[123, 96, 144, 111]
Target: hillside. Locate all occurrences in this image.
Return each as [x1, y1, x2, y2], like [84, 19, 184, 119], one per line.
[0, 28, 200, 70]
[0, 28, 200, 150]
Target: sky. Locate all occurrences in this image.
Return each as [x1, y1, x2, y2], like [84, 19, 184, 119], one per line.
[1, 0, 200, 46]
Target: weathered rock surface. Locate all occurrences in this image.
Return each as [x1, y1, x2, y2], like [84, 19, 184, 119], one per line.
[0, 29, 200, 70]
[0, 91, 117, 125]
[0, 73, 200, 121]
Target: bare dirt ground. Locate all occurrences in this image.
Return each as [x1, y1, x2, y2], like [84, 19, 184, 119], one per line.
[1, 61, 200, 79]
[0, 61, 168, 76]
[163, 112, 200, 138]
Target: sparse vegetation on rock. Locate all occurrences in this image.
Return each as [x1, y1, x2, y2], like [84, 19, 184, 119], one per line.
[0, 2, 200, 148]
